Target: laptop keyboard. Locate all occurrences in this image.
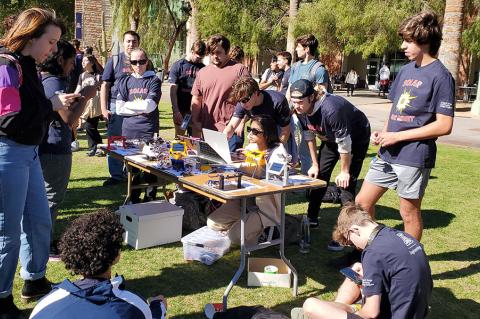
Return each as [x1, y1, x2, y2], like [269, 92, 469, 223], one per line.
[198, 141, 225, 163]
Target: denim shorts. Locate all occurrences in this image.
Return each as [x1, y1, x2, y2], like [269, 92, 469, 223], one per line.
[365, 157, 431, 199]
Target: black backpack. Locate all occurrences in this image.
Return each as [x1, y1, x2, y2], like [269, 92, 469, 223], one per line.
[264, 214, 302, 245]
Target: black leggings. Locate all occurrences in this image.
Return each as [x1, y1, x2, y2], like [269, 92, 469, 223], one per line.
[85, 116, 102, 150]
[346, 83, 355, 95]
[307, 140, 370, 220]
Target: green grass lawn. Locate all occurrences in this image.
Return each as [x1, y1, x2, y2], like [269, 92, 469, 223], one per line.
[13, 102, 480, 318]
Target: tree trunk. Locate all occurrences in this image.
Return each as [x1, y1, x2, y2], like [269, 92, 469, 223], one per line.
[164, 20, 188, 73]
[286, 0, 299, 57]
[186, 0, 199, 52]
[129, 4, 140, 31]
[438, 0, 465, 85]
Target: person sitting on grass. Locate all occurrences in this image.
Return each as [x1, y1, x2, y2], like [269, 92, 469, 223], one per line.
[291, 204, 432, 319]
[30, 211, 167, 319]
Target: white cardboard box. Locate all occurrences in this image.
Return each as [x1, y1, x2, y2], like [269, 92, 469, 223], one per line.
[247, 257, 292, 288]
[119, 201, 184, 249]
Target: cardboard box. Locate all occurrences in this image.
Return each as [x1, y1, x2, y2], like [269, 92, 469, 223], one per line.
[119, 200, 184, 249]
[247, 257, 292, 288]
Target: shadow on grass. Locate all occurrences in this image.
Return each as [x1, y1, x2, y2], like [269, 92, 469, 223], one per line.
[374, 205, 455, 230]
[429, 287, 480, 318]
[428, 246, 480, 281]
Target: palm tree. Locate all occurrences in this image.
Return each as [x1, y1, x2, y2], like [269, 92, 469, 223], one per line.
[438, 0, 466, 84]
[286, 0, 299, 56]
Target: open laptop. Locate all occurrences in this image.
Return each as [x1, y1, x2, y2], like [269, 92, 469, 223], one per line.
[196, 129, 232, 164]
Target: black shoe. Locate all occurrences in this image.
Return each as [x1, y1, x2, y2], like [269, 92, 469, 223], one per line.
[86, 149, 96, 157]
[102, 178, 122, 186]
[0, 295, 25, 319]
[21, 277, 52, 301]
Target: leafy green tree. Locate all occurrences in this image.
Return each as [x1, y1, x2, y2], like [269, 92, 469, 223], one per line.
[294, 0, 444, 59]
[195, 0, 289, 60]
[462, 0, 480, 57]
[1, 0, 74, 38]
[111, 0, 190, 71]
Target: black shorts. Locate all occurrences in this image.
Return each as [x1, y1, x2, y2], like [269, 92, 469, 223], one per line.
[347, 312, 362, 319]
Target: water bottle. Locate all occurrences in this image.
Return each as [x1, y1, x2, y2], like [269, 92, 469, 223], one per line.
[299, 215, 311, 254]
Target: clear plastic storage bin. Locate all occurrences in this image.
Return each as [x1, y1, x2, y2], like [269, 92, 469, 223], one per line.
[181, 226, 231, 265]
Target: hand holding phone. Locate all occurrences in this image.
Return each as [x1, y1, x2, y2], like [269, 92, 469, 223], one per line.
[340, 267, 362, 285]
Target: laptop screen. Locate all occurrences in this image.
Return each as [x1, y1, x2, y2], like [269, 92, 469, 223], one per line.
[202, 129, 232, 164]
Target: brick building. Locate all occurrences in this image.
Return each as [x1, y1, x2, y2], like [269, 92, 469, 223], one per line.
[74, 0, 113, 64]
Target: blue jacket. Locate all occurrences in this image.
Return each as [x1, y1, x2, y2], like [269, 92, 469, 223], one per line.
[30, 276, 165, 319]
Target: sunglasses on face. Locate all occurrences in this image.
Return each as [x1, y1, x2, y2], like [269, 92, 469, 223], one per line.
[130, 59, 148, 66]
[246, 127, 264, 136]
[240, 95, 252, 104]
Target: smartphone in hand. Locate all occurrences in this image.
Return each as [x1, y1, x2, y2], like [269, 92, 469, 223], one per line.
[340, 267, 362, 285]
[180, 114, 192, 131]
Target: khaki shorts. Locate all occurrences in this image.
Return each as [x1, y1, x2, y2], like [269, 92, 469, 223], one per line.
[365, 157, 431, 199]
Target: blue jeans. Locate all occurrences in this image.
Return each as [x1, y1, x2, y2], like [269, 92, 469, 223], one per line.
[0, 137, 51, 298]
[107, 110, 125, 180]
[292, 114, 312, 175]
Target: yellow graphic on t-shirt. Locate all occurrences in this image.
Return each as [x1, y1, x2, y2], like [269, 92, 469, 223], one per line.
[133, 95, 144, 102]
[396, 89, 416, 113]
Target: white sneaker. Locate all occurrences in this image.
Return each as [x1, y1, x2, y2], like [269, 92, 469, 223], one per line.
[71, 140, 80, 152]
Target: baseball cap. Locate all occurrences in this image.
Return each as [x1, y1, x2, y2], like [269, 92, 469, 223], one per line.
[290, 79, 314, 99]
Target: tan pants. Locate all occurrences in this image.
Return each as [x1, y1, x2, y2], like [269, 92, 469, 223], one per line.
[207, 199, 263, 246]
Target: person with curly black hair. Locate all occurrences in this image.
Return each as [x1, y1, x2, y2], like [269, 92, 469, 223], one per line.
[30, 211, 167, 319]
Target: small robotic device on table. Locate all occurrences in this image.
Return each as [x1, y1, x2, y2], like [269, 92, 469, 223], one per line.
[169, 141, 187, 171]
[265, 154, 291, 186]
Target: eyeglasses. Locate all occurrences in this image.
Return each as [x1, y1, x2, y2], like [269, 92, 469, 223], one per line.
[130, 59, 148, 66]
[240, 95, 252, 104]
[345, 229, 354, 246]
[246, 127, 264, 136]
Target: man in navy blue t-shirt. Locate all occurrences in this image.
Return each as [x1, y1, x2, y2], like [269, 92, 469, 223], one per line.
[299, 204, 432, 319]
[100, 31, 140, 186]
[168, 40, 206, 136]
[290, 79, 370, 251]
[224, 77, 291, 144]
[356, 12, 455, 241]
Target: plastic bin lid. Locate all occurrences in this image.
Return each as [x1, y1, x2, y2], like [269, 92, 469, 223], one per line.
[181, 226, 230, 245]
[120, 201, 184, 220]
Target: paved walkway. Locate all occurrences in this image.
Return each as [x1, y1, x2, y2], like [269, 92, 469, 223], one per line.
[336, 90, 480, 149]
[160, 85, 480, 149]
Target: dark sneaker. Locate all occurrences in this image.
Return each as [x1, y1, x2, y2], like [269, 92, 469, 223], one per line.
[21, 277, 52, 301]
[308, 217, 319, 229]
[102, 178, 122, 186]
[327, 240, 345, 252]
[86, 149, 96, 157]
[0, 295, 25, 319]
